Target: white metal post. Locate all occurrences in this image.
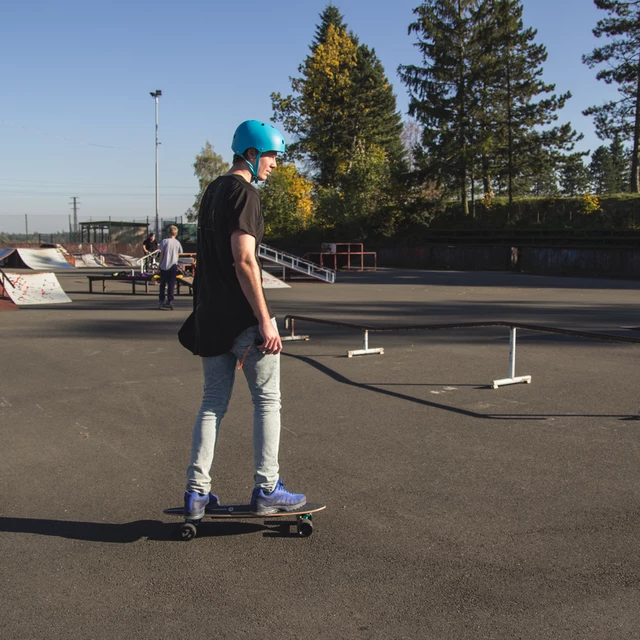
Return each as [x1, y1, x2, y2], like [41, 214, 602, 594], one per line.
[492, 326, 532, 389]
[509, 326, 517, 378]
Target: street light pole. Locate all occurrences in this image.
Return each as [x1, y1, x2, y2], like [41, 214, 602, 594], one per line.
[150, 90, 162, 238]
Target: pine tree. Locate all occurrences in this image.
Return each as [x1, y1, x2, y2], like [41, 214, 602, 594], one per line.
[352, 44, 406, 168]
[398, 0, 480, 214]
[399, 0, 580, 216]
[609, 134, 630, 191]
[274, 21, 359, 186]
[488, 0, 582, 205]
[273, 6, 404, 189]
[271, 4, 406, 232]
[559, 153, 591, 196]
[589, 135, 629, 193]
[583, 0, 640, 191]
[311, 4, 347, 50]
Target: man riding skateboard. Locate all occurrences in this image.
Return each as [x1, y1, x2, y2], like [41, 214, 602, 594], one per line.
[180, 120, 306, 519]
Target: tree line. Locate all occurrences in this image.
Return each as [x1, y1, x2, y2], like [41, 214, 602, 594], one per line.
[187, 1, 640, 239]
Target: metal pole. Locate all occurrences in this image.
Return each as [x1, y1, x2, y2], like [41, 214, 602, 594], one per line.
[509, 327, 517, 379]
[155, 95, 159, 238]
[25, 214, 28, 243]
[150, 90, 162, 239]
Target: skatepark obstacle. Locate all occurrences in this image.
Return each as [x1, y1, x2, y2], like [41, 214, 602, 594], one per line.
[258, 244, 335, 283]
[282, 314, 640, 389]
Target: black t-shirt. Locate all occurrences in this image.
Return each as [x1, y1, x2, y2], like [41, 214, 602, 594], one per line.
[190, 174, 268, 356]
[143, 238, 158, 252]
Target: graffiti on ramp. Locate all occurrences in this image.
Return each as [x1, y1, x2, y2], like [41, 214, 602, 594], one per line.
[2, 272, 72, 305]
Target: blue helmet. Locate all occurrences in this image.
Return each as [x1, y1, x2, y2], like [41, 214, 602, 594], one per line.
[232, 120, 286, 181]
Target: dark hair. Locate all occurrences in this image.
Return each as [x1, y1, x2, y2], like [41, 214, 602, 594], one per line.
[233, 148, 257, 165]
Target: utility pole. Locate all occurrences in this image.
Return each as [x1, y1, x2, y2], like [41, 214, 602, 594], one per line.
[150, 90, 162, 238]
[69, 197, 80, 239]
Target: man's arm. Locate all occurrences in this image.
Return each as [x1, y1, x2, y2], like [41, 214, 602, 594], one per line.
[231, 230, 281, 355]
[156, 240, 164, 266]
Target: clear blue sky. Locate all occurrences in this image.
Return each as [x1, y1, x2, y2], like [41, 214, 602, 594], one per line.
[0, 0, 619, 233]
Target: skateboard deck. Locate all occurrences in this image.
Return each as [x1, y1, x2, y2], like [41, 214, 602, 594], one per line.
[164, 503, 325, 540]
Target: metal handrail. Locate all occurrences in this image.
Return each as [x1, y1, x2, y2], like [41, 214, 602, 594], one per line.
[283, 315, 640, 344]
[0, 267, 15, 289]
[135, 249, 161, 274]
[259, 244, 336, 283]
[282, 314, 640, 388]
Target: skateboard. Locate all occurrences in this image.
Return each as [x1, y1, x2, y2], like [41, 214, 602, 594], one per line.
[164, 503, 326, 541]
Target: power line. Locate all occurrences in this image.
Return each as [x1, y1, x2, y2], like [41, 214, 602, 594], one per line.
[0, 191, 192, 198]
[0, 180, 194, 189]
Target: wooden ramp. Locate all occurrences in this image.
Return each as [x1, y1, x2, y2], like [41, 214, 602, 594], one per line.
[0, 271, 72, 306]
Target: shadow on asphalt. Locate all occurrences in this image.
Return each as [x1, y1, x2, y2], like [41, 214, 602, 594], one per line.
[0, 517, 300, 542]
[283, 353, 637, 422]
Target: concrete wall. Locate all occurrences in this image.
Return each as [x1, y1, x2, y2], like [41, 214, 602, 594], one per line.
[377, 245, 514, 272]
[518, 246, 640, 279]
[377, 245, 640, 279]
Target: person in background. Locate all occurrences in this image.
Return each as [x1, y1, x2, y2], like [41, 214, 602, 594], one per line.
[157, 226, 183, 310]
[142, 232, 158, 270]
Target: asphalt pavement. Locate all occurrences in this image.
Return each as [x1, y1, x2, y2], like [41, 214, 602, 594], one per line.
[1, 267, 639, 639]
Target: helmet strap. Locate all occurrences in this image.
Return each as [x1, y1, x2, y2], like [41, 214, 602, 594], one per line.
[243, 152, 262, 183]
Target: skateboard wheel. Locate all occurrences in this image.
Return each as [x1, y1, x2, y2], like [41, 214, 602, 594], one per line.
[296, 519, 313, 537]
[180, 522, 197, 541]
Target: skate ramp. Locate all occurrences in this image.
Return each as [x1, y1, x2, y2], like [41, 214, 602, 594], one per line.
[0, 248, 17, 263]
[1, 272, 72, 305]
[262, 272, 291, 289]
[16, 248, 74, 270]
[100, 253, 137, 267]
[74, 253, 106, 267]
[0, 248, 74, 270]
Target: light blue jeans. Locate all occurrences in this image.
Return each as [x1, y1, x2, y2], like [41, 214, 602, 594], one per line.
[186, 320, 281, 495]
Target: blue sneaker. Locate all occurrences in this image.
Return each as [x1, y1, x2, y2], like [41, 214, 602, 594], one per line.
[250, 478, 306, 515]
[204, 494, 221, 514]
[184, 491, 219, 520]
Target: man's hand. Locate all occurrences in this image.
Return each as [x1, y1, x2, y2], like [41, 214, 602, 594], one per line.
[259, 320, 282, 355]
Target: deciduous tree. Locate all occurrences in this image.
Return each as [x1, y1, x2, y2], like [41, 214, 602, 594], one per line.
[185, 142, 229, 221]
[260, 164, 315, 237]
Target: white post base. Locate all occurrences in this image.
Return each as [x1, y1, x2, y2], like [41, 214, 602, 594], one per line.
[348, 347, 385, 358]
[347, 330, 384, 358]
[492, 375, 532, 389]
[491, 327, 532, 389]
